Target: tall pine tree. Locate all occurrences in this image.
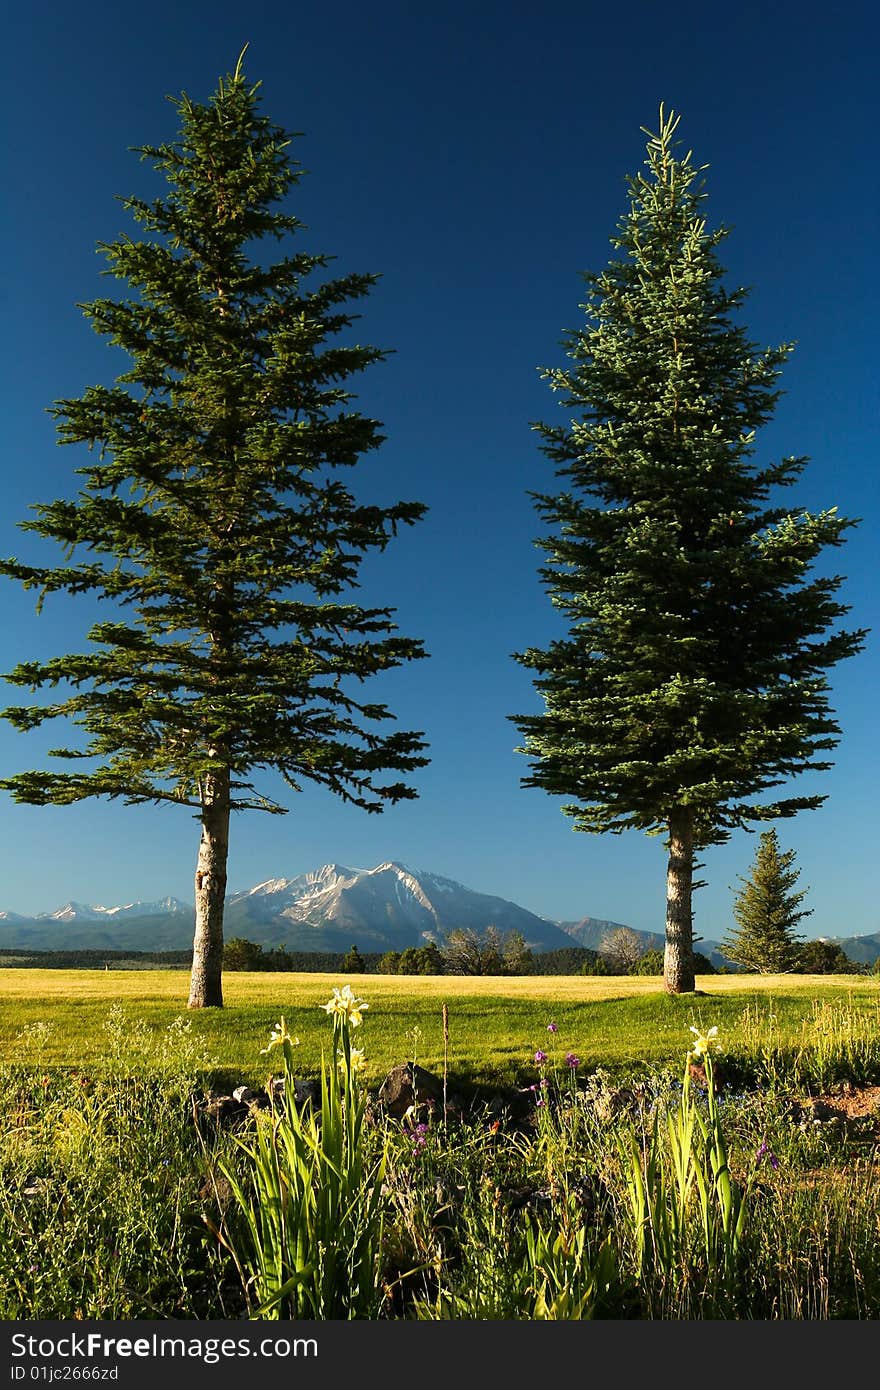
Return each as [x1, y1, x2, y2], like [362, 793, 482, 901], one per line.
[722, 829, 810, 973]
[0, 57, 428, 1007]
[512, 107, 864, 994]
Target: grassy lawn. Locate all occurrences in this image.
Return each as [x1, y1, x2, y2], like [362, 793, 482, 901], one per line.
[2, 967, 878, 1087]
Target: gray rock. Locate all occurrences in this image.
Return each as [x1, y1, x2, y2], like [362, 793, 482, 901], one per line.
[487, 1087, 538, 1122]
[377, 1062, 444, 1120]
[294, 1078, 321, 1110]
[808, 1100, 837, 1122]
[199, 1095, 248, 1130]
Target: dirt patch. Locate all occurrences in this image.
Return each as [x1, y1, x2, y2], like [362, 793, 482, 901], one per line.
[812, 1083, 880, 1120]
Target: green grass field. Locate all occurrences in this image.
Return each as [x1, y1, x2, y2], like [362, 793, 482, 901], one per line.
[3, 967, 878, 1087]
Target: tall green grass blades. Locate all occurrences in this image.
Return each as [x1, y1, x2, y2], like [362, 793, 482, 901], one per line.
[219, 992, 388, 1318]
[795, 997, 880, 1090]
[732, 996, 880, 1093]
[619, 1079, 696, 1288]
[615, 1027, 752, 1313]
[690, 1045, 748, 1306]
[3, 983, 880, 1319]
[525, 1215, 621, 1319]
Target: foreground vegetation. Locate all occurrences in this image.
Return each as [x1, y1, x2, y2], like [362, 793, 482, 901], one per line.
[1, 974, 879, 1320]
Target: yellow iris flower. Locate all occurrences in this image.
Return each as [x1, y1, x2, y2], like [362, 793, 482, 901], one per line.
[321, 984, 369, 1028]
[338, 1047, 366, 1073]
[688, 1024, 720, 1057]
[260, 1016, 300, 1054]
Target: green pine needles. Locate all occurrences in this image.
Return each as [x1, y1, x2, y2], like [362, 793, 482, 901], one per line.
[0, 56, 428, 1007]
[512, 107, 864, 994]
[722, 829, 811, 973]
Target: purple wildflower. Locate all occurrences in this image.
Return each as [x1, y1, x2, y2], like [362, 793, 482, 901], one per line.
[534, 1049, 548, 1065]
[547, 1022, 558, 1034]
[565, 1053, 580, 1069]
[412, 1122, 429, 1151]
[756, 1141, 780, 1170]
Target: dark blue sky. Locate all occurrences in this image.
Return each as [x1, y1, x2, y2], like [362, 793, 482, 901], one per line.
[1, 0, 877, 941]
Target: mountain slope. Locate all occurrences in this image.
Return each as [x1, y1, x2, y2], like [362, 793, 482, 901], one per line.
[557, 917, 655, 951]
[0, 863, 574, 954]
[818, 930, 880, 966]
[224, 861, 575, 952]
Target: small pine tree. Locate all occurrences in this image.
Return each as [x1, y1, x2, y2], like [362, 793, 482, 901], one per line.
[722, 830, 811, 972]
[793, 939, 855, 975]
[580, 954, 610, 976]
[395, 946, 422, 975]
[414, 942, 445, 975]
[223, 937, 265, 971]
[342, 943, 366, 974]
[632, 947, 665, 976]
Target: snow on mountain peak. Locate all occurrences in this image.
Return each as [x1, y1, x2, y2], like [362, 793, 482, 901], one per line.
[49, 902, 99, 922]
[246, 878, 297, 897]
[34, 897, 190, 922]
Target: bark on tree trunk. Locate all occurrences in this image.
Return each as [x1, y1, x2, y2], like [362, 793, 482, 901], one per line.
[663, 805, 695, 994]
[188, 768, 230, 1009]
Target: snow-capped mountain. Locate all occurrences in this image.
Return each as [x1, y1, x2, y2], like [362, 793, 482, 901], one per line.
[224, 861, 575, 952]
[40, 897, 190, 923]
[0, 863, 575, 953]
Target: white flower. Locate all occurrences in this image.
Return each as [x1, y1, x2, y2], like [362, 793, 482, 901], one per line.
[260, 1016, 300, 1054]
[338, 1047, 366, 1074]
[321, 984, 368, 1028]
[688, 1024, 720, 1058]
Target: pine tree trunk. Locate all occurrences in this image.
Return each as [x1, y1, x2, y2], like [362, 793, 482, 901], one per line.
[188, 768, 230, 1009]
[663, 805, 695, 994]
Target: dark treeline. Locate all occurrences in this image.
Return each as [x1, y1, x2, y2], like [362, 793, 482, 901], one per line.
[0, 944, 602, 975]
[0, 948, 193, 969]
[1, 942, 869, 974]
[0, 945, 388, 973]
[530, 946, 599, 974]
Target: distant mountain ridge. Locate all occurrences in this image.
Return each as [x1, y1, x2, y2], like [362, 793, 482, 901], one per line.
[817, 930, 880, 966]
[0, 863, 877, 965]
[41, 897, 189, 923]
[0, 862, 573, 955]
